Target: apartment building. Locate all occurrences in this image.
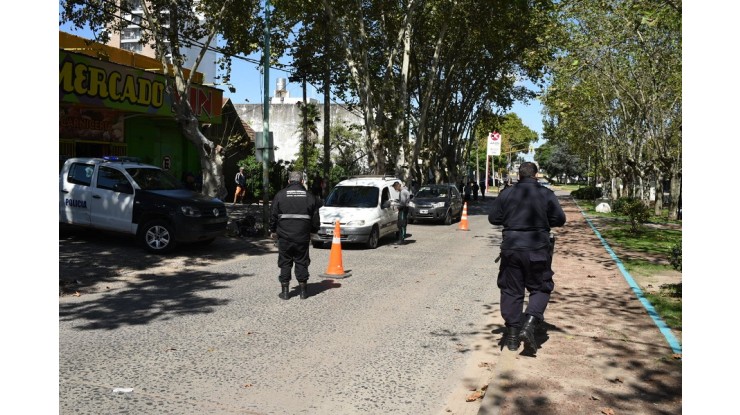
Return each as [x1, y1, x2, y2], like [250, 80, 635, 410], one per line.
[105, 0, 218, 83]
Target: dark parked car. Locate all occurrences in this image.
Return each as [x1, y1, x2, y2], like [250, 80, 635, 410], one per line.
[408, 184, 463, 225]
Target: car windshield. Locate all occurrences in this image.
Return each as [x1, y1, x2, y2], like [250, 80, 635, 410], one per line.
[325, 186, 379, 208]
[415, 186, 447, 198]
[127, 167, 184, 191]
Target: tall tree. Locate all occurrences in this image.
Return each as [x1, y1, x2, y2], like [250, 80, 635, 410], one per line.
[541, 0, 681, 217]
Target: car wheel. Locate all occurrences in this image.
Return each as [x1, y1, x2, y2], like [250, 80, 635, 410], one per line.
[139, 219, 177, 254]
[366, 226, 379, 249]
[443, 210, 452, 226]
[312, 241, 325, 249]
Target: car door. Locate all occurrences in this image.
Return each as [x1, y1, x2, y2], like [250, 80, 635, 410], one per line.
[380, 185, 398, 237]
[450, 186, 463, 216]
[89, 165, 136, 233]
[60, 161, 95, 225]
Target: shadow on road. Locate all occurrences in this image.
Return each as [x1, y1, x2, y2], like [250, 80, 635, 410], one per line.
[59, 269, 252, 330]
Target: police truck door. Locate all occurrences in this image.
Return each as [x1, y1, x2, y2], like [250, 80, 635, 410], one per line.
[89, 165, 135, 233]
[60, 161, 94, 225]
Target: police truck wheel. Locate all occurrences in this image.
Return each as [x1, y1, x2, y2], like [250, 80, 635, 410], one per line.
[139, 219, 176, 254]
[366, 226, 379, 249]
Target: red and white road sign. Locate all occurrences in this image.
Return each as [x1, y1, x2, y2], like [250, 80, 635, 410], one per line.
[487, 131, 502, 156]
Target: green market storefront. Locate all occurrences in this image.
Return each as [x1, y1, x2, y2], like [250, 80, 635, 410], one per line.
[59, 44, 222, 182]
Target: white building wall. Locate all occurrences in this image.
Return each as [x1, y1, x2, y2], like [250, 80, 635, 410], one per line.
[234, 103, 364, 164]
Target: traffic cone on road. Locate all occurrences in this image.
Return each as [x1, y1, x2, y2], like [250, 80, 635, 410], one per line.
[457, 202, 470, 231]
[319, 220, 352, 279]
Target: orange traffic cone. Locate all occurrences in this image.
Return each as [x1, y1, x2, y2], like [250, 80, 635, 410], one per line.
[319, 220, 352, 279]
[457, 202, 470, 231]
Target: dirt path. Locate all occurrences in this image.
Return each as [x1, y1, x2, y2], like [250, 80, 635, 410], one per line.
[472, 196, 682, 415]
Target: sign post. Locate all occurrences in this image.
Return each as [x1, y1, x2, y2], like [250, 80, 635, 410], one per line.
[487, 132, 501, 193]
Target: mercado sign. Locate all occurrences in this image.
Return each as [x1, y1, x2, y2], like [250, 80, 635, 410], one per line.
[59, 50, 221, 123]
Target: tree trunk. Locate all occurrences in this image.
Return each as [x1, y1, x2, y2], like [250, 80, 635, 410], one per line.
[668, 169, 681, 220]
[181, 115, 227, 200]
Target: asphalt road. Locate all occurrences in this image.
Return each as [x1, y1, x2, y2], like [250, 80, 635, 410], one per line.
[59, 199, 504, 415]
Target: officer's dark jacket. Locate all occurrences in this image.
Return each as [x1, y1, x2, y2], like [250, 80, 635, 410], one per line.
[269, 182, 320, 243]
[488, 177, 566, 250]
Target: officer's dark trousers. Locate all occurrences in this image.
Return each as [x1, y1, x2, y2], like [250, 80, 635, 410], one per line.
[277, 239, 310, 283]
[497, 247, 555, 328]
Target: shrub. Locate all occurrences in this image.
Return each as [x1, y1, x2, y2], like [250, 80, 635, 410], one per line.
[614, 197, 652, 233]
[571, 186, 601, 200]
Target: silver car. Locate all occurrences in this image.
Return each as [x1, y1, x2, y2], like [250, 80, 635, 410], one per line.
[408, 184, 463, 225]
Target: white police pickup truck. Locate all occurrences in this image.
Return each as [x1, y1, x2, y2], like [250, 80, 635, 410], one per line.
[59, 157, 228, 253]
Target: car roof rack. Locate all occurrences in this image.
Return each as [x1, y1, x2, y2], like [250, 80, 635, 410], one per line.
[348, 175, 399, 181]
[103, 156, 142, 163]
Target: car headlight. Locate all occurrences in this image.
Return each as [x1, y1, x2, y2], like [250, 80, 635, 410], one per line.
[408, 201, 415, 208]
[180, 206, 202, 217]
[432, 202, 446, 208]
[345, 220, 366, 227]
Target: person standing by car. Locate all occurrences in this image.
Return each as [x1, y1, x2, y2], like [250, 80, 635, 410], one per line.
[234, 166, 247, 205]
[392, 181, 412, 245]
[269, 171, 320, 300]
[488, 162, 566, 353]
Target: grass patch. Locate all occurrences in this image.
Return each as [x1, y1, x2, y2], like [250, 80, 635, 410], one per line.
[644, 283, 682, 332]
[600, 226, 681, 258]
[572, 197, 682, 336]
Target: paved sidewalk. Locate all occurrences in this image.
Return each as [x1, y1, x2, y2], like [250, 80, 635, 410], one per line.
[476, 196, 682, 415]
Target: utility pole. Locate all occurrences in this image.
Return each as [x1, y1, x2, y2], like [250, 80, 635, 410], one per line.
[261, 0, 271, 234]
[302, 75, 308, 176]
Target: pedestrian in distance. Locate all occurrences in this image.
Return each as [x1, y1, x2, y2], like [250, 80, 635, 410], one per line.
[472, 181, 479, 201]
[464, 181, 472, 202]
[392, 181, 412, 245]
[269, 171, 321, 300]
[488, 162, 566, 353]
[233, 166, 247, 205]
[479, 178, 486, 199]
[310, 173, 322, 198]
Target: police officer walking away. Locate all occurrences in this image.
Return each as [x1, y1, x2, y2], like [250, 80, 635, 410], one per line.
[269, 171, 320, 300]
[488, 162, 566, 353]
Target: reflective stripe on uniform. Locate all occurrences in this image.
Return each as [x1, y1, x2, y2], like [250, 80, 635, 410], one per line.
[278, 214, 311, 220]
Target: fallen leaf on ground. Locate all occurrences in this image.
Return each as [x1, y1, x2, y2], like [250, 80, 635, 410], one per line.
[601, 408, 615, 415]
[466, 391, 483, 401]
[590, 395, 600, 400]
[587, 274, 596, 278]
[243, 383, 253, 388]
[73, 292, 80, 297]
[672, 354, 682, 359]
[614, 377, 623, 383]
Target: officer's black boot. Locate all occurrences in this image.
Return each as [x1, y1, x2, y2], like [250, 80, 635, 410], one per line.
[518, 314, 541, 351]
[278, 283, 290, 300]
[299, 282, 308, 300]
[504, 327, 521, 351]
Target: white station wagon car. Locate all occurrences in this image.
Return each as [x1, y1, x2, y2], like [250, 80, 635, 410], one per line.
[311, 176, 401, 249]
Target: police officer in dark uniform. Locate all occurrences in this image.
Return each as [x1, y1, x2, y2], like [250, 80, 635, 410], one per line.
[488, 162, 566, 353]
[269, 171, 320, 300]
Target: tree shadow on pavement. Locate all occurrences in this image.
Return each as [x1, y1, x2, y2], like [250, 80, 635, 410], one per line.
[59, 225, 275, 295]
[59, 269, 249, 330]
